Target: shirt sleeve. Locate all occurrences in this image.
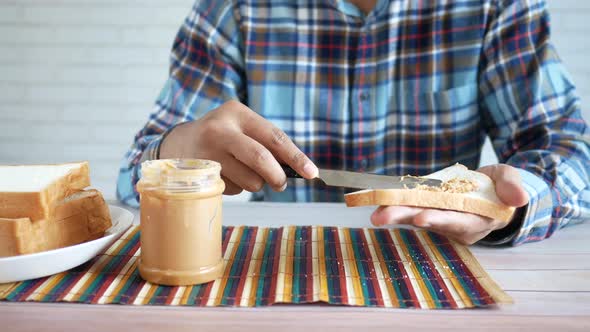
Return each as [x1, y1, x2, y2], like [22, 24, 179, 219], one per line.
[478, 0, 590, 245]
[116, 1, 245, 207]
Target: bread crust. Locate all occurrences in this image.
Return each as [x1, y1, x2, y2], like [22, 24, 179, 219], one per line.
[0, 189, 111, 257]
[344, 189, 515, 222]
[0, 162, 90, 221]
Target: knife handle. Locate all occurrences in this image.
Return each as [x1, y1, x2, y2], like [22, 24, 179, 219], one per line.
[281, 164, 303, 178]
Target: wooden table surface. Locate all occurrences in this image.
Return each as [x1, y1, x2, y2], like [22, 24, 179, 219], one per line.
[2, 202, 590, 331]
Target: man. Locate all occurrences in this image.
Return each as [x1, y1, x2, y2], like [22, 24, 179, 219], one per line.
[118, 0, 589, 246]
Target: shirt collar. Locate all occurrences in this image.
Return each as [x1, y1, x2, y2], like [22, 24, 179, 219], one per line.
[331, 0, 389, 18]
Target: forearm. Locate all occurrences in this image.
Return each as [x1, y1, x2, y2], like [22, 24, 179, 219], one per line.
[479, 0, 590, 245]
[116, 1, 246, 206]
[507, 140, 590, 244]
[487, 78, 590, 245]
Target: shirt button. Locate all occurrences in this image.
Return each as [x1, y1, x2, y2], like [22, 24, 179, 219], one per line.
[360, 92, 370, 101]
[360, 159, 368, 169]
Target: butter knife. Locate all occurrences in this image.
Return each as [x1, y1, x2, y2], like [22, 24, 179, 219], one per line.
[281, 165, 443, 190]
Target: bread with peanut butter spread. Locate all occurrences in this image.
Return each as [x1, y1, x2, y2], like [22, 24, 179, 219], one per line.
[344, 163, 515, 222]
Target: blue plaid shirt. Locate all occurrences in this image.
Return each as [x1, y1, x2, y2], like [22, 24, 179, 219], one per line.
[118, 0, 590, 245]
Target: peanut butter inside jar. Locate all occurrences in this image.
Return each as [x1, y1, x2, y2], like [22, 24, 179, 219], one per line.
[137, 159, 225, 286]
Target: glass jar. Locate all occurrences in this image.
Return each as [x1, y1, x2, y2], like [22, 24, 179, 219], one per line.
[136, 159, 225, 286]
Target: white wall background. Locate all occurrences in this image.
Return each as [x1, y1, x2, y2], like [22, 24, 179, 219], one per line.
[0, 0, 588, 200]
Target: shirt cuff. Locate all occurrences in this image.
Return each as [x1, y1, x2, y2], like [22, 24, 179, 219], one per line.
[140, 135, 164, 163]
[511, 168, 553, 245]
[478, 168, 553, 246]
[479, 205, 526, 246]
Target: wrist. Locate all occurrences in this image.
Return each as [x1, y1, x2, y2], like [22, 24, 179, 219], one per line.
[158, 121, 193, 159]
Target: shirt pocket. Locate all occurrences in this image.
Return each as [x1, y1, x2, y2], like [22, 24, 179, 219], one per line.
[384, 84, 482, 174]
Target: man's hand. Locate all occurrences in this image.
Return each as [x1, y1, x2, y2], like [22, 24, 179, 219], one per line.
[370, 164, 529, 245]
[159, 100, 318, 195]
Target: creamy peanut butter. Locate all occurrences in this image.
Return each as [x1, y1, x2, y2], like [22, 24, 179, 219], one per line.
[414, 178, 478, 193]
[137, 159, 225, 286]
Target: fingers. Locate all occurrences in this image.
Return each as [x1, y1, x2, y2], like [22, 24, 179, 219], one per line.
[478, 165, 529, 207]
[240, 109, 318, 179]
[415, 209, 495, 233]
[196, 101, 316, 191]
[371, 206, 425, 226]
[372, 206, 507, 245]
[222, 176, 243, 195]
[219, 157, 268, 192]
[227, 133, 287, 191]
[414, 210, 501, 245]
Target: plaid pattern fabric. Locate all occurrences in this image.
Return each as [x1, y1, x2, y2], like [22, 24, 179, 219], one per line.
[118, 0, 590, 245]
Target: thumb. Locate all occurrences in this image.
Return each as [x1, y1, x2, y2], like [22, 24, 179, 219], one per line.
[478, 164, 529, 207]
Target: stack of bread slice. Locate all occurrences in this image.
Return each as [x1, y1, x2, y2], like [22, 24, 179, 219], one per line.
[0, 162, 112, 257]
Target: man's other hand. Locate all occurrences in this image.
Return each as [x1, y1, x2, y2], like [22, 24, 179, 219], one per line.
[370, 164, 529, 245]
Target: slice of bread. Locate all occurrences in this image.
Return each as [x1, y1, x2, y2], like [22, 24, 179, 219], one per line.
[0, 162, 90, 221]
[0, 189, 112, 257]
[344, 164, 515, 222]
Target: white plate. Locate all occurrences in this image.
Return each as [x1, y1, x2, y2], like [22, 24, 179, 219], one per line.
[0, 205, 134, 283]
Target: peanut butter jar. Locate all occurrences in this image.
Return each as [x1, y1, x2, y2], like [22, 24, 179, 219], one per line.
[137, 159, 225, 286]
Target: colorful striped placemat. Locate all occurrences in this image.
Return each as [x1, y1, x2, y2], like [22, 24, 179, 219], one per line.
[0, 225, 511, 308]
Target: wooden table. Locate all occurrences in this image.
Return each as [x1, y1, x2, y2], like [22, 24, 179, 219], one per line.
[2, 202, 589, 331]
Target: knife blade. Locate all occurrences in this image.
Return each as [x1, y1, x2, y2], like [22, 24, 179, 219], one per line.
[281, 165, 443, 190]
